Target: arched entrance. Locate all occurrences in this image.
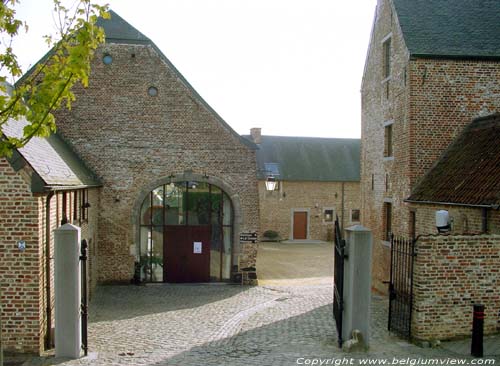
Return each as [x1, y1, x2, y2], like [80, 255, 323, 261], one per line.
[138, 181, 234, 283]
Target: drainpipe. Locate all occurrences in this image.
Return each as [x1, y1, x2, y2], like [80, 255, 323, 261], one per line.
[45, 191, 55, 349]
[341, 182, 345, 230]
[481, 207, 488, 234]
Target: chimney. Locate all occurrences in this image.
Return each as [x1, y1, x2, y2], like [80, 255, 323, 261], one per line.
[250, 127, 262, 144]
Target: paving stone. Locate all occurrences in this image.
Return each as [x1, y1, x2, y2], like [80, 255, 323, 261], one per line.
[21, 283, 500, 366]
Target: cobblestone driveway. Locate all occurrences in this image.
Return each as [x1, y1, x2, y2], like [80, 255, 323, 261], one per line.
[25, 283, 498, 366]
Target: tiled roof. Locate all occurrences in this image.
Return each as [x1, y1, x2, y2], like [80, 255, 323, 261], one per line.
[393, 0, 500, 59]
[407, 114, 500, 207]
[244, 135, 360, 182]
[2, 116, 101, 191]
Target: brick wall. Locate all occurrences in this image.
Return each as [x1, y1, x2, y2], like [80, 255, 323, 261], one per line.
[411, 203, 500, 236]
[258, 180, 360, 241]
[361, 0, 500, 292]
[0, 158, 42, 354]
[361, 0, 412, 291]
[54, 42, 259, 282]
[413, 235, 500, 340]
[35, 188, 99, 352]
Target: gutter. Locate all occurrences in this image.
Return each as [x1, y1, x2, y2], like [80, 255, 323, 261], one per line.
[404, 199, 497, 209]
[44, 184, 102, 192]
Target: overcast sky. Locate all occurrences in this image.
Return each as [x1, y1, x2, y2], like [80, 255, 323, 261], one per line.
[11, 0, 377, 138]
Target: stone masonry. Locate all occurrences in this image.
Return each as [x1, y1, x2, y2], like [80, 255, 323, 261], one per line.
[361, 0, 500, 291]
[259, 181, 360, 241]
[413, 235, 500, 340]
[54, 41, 260, 283]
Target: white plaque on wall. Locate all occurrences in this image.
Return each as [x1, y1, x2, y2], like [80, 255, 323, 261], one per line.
[193, 242, 202, 254]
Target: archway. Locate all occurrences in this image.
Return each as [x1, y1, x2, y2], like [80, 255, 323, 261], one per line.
[135, 178, 238, 283]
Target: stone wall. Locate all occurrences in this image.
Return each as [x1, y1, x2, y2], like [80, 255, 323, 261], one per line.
[258, 180, 360, 241]
[0, 158, 43, 354]
[54, 42, 259, 283]
[361, 0, 500, 292]
[413, 235, 500, 340]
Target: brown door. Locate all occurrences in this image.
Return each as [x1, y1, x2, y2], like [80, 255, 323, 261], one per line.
[293, 211, 308, 239]
[164, 225, 211, 283]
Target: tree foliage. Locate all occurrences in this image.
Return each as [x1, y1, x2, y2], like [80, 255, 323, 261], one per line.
[0, 0, 109, 157]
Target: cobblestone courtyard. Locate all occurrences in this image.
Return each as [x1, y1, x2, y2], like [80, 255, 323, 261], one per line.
[23, 242, 499, 366]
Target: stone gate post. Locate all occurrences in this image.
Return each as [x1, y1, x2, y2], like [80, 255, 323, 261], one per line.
[342, 225, 373, 349]
[54, 224, 82, 358]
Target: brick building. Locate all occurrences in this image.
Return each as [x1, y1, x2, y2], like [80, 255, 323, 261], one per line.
[246, 128, 360, 241]
[361, 0, 500, 292]
[407, 114, 500, 235]
[1, 10, 259, 354]
[1, 114, 100, 353]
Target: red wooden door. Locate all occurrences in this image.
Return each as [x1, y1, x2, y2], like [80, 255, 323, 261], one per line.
[164, 225, 211, 283]
[293, 212, 308, 239]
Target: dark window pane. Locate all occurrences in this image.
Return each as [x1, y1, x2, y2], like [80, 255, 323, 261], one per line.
[140, 193, 152, 225]
[165, 183, 186, 225]
[152, 186, 164, 225]
[187, 182, 210, 225]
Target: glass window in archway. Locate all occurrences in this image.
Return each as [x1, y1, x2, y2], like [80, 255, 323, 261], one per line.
[139, 181, 233, 283]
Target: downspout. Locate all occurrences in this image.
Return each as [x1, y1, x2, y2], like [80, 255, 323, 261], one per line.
[341, 182, 345, 230]
[45, 191, 55, 349]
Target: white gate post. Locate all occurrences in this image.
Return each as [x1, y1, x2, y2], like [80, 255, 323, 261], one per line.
[342, 225, 373, 349]
[54, 224, 82, 358]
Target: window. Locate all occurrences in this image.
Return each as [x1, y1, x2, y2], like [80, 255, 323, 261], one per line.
[371, 174, 374, 190]
[384, 202, 392, 241]
[351, 209, 360, 223]
[80, 189, 89, 221]
[383, 37, 391, 79]
[384, 123, 393, 157]
[409, 210, 416, 239]
[324, 209, 334, 222]
[62, 192, 68, 224]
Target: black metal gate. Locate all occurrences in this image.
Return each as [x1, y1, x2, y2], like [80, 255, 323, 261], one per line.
[80, 239, 88, 356]
[388, 234, 416, 340]
[333, 216, 346, 347]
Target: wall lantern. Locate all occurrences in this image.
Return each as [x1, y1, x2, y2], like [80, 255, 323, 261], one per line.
[265, 176, 277, 191]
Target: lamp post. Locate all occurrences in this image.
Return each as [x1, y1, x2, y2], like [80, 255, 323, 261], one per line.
[265, 176, 277, 191]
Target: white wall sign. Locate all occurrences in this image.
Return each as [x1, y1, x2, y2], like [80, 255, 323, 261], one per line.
[17, 240, 26, 251]
[193, 242, 202, 254]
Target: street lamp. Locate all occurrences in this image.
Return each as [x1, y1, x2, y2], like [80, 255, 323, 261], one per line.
[265, 176, 277, 191]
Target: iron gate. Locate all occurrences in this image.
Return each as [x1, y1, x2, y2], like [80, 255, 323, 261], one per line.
[80, 239, 88, 356]
[388, 234, 416, 340]
[333, 216, 345, 347]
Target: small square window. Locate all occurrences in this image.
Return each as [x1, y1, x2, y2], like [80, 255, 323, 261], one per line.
[384, 124, 393, 157]
[383, 38, 391, 79]
[351, 209, 360, 223]
[324, 209, 334, 222]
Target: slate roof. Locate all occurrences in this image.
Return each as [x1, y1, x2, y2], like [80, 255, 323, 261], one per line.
[96, 10, 150, 44]
[393, 0, 500, 59]
[2, 116, 101, 192]
[244, 135, 360, 182]
[407, 114, 500, 207]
